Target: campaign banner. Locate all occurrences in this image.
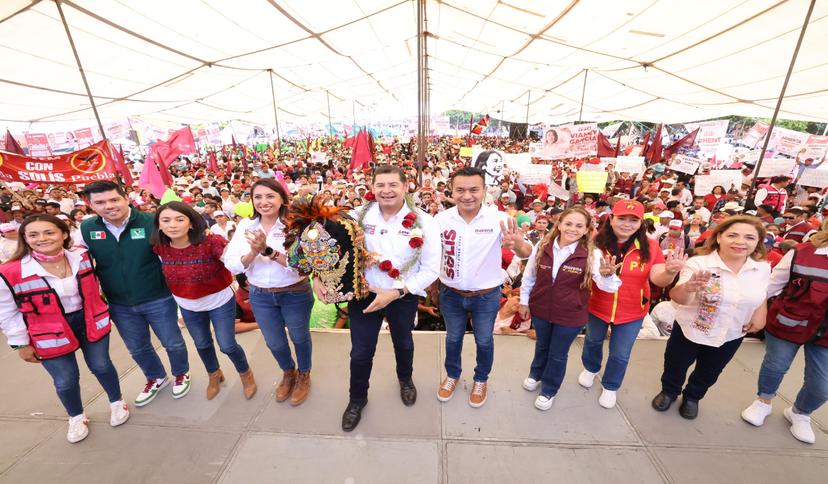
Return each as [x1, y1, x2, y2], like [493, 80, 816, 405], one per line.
[770, 128, 810, 157]
[685, 120, 729, 157]
[800, 135, 828, 162]
[471, 148, 505, 186]
[48, 131, 79, 154]
[576, 171, 608, 193]
[740, 122, 769, 148]
[24, 133, 51, 156]
[515, 164, 552, 185]
[756, 158, 796, 178]
[669, 154, 701, 175]
[0, 140, 117, 184]
[798, 168, 828, 188]
[73, 128, 95, 148]
[540, 123, 598, 160]
[612, 156, 646, 175]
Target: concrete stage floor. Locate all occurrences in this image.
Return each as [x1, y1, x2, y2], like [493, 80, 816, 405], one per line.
[0, 329, 825, 483]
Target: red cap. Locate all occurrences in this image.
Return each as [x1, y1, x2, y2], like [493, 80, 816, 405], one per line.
[181, 196, 193, 203]
[612, 200, 644, 219]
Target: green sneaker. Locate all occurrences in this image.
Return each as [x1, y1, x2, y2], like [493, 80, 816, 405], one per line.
[135, 377, 169, 407]
[172, 373, 191, 399]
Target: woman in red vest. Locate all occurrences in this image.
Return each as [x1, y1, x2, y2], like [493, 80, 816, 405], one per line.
[151, 202, 256, 401]
[0, 215, 128, 444]
[579, 200, 687, 409]
[517, 207, 622, 410]
[742, 219, 828, 444]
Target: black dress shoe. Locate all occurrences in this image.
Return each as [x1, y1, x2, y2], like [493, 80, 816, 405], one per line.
[341, 400, 367, 432]
[400, 378, 417, 407]
[679, 397, 699, 419]
[651, 392, 676, 412]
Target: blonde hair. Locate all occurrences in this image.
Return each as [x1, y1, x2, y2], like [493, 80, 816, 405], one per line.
[808, 218, 828, 248]
[695, 215, 767, 261]
[535, 206, 595, 289]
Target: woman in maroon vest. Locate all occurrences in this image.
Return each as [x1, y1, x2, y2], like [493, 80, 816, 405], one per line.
[742, 219, 828, 444]
[152, 202, 257, 401]
[0, 215, 128, 444]
[517, 207, 622, 410]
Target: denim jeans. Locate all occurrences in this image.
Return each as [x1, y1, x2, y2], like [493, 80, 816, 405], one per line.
[529, 317, 584, 398]
[248, 286, 314, 372]
[758, 332, 828, 415]
[660, 323, 743, 401]
[180, 297, 249, 374]
[347, 293, 419, 402]
[440, 286, 501, 382]
[41, 311, 122, 417]
[581, 313, 644, 391]
[109, 295, 189, 380]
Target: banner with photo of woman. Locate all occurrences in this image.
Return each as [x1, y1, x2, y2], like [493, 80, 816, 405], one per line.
[540, 123, 598, 160]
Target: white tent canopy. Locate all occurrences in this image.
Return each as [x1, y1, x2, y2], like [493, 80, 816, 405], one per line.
[1, 0, 826, 129]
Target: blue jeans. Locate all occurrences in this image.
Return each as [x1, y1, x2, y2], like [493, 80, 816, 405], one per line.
[758, 332, 828, 415]
[109, 295, 189, 380]
[581, 313, 644, 391]
[41, 311, 122, 417]
[249, 285, 314, 372]
[180, 297, 249, 374]
[440, 286, 501, 382]
[529, 318, 584, 398]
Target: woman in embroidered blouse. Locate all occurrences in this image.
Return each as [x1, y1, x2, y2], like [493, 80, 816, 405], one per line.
[223, 179, 315, 407]
[651, 216, 770, 419]
[151, 202, 257, 401]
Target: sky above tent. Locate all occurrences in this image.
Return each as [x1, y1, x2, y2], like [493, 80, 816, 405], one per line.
[1, 0, 826, 129]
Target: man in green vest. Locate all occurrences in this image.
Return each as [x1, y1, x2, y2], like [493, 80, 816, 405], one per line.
[81, 181, 191, 407]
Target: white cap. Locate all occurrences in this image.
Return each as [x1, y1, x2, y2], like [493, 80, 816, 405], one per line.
[658, 210, 675, 219]
[214, 210, 227, 217]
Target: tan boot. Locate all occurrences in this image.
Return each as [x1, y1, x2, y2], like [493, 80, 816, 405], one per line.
[206, 369, 224, 400]
[239, 369, 257, 399]
[275, 368, 297, 402]
[290, 371, 311, 406]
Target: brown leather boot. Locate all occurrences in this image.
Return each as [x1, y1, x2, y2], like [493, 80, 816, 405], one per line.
[239, 369, 257, 400]
[206, 369, 224, 400]
[290, 371, 311, 406]
[275, 368, 297, 402]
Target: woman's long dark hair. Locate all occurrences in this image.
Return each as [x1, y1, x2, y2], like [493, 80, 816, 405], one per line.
[593, 215, 651, 263]
[10, 214, 72, 262]
[150, 201, 207, 246]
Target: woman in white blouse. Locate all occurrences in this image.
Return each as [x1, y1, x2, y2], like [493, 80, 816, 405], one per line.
[651, 216, 770, 419]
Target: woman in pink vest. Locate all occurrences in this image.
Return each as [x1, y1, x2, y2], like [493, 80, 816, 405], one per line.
[0, 215, 128, 444]
[579, 200, 687, 409]
[742, 219, 828, 444]
[517, 207, 621, 410]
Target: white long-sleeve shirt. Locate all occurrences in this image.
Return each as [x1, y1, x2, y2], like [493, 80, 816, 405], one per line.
[222, 217, 303, 289]
[352, 203, 440, 296]
[520, 239, 621, 305]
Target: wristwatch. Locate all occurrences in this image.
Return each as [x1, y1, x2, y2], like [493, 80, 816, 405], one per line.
[261, 246, 274, 257]
[397, 288, 406, 298]
[10, 344, 28, 350]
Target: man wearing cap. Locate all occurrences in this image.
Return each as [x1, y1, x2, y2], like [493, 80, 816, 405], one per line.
[8, 205, 25, 229]
[0, 222, 18, 263]
[435, 167, 532, 408]
[782, 208, 812, 243]
[655, 210, 675, 239]
[659, 219, 690, 255]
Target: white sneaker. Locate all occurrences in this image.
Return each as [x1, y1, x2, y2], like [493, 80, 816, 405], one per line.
[522, 377, 540, 392]
[578, 369, 597, 388]
[741, 400, 772, 427]
[67, 414, 89, 443]
[784, 407, 816, 444]
[109, 400, 130, 427]
[172, 373, 191, 399]
[135, 377, 169, 407]
[599, 388, 617, 408]
[534, 395, 555, 411]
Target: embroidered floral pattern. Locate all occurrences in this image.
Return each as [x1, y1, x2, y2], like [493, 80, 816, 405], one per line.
[692, 272, 722, 335]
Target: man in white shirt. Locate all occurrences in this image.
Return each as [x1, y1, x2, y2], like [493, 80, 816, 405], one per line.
[435, 167, 531, 408]
[339, 165, 440, 432]
[684, 196, 711, 224]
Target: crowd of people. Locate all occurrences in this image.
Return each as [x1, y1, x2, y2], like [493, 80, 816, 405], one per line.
[0, 133, 826, 447]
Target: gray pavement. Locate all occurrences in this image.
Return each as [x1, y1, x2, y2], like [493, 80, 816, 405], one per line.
[0, 330, 825, 483]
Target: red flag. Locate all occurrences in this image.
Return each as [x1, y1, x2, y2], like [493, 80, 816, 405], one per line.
[166, 127, 197, 158]
[231, 135, 238, 148]
[640, 131, 651, 157]
[663, 128, 699, 160]
[242, 146, 249, 171]
[139, 147, 171, 199]
[614, 135, 622, 157]
[225, 156, 232, 176]
[470, 114, 490, 135]
[208, 150, 218, 171]
[597, 132, 615, 157]
[114, 143, 134, 186]
[347, 130, 374, 178]
[2, 129, 25, 155]
[647, 124, 663, 164]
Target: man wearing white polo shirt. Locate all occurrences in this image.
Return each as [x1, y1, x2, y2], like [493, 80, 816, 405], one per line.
[435, 167, 532, 408]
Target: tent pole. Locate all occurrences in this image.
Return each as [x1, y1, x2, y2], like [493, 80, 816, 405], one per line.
[352, 100, 356, 130]
[55, 0, 106, 144]
[268, 70, 281, 156]
[416, 0, 425, 185]
[578, 69, 588, 123]
[747, 0, 816, 205]
[525, 90, 531, 140]
[326, 90, 333, 138]
[500, 100, 505, 134]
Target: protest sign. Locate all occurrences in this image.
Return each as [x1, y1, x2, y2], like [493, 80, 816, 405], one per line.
[515, 164, 552, 185]
[472, 148, 505, 186]
[685, 120, 729, 157]
[459, 146, 473, 157]
[0, 140, 117, 184]
[770, 128, 810, 157]
[540, 123, 598, 160]
[613, 156, 646, 175]
[798, 168, 828, 188]
[24, 133, 51, 156]
[503, 152, 532, 167]
[576, 171, 608, 193]
[73, 128, 95, 149]
[548, 181, 570, 200]
[740, 122, 769, 148]
[669, 154, 700, 175]
[799, 135, 828, 162]
[756, 158, 795, 178]
[310, 151, 328, 164]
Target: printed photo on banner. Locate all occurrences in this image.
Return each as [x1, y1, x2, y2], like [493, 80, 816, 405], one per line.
[542, 126, 571, 159]
[669, 154, 701, 175]
[740, 122, 769, 148]
[310, 151, 328, 164]
[540, 123, 598, 160]
[24, 133, 51, 157]
[472, 149, 505, 186]
[770, 128, 810, 157]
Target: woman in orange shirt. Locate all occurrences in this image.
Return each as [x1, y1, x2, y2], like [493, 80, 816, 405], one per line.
[578, 200, 687, 409]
